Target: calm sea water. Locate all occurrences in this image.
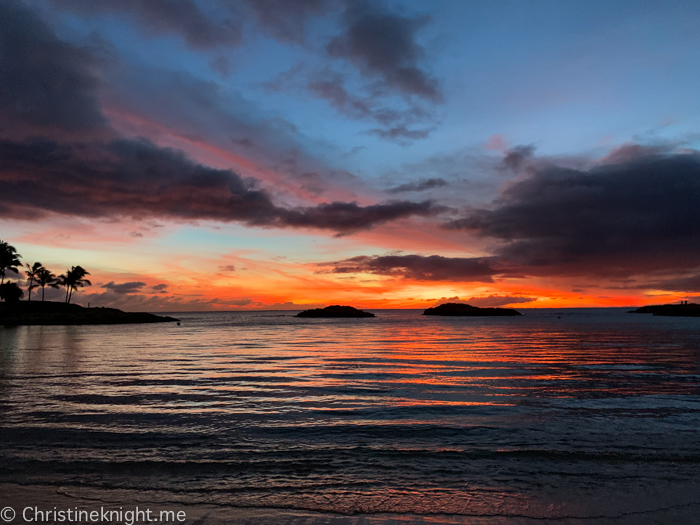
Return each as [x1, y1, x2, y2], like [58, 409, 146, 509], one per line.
[1, 308, 699, 521]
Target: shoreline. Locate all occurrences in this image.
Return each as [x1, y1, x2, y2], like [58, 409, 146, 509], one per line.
[0, 301, 178, 326]
[2, 483, 699, 525]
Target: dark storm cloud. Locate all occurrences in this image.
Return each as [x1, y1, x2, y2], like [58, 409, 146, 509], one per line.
[277, 200, 439, 233]
[102, 281, 147, 294]
[52, 0, 243, 49]
[0, 0, 106, 135]
[386, 178, 447, 194]
[599, 143, 672, 164]
[319, 254, 498, 282]
[502, 145, 535, 171]
[328, 3, 441, 102]
[446, 152, 700, 277]
[0, 139, 441, 234]
[318, 148, 700, 287]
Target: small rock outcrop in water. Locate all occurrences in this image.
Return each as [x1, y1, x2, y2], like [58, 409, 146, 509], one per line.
[0, 301, 179, 326]
[629, 303, 700, 317]
[423, 303, 522, 316]
[296, 305, 375, 318]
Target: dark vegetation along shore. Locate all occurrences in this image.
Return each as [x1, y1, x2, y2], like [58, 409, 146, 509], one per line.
[296, 305, 375, 318]
[0, 301, 179, 326]
[630, 303, 700, 317]
[1, 239, 178, 326]
[423, 302, 522, 316]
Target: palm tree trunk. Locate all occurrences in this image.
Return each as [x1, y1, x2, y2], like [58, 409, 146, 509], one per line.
[42, 285, 45, 301]
[65, 286, 69, 303]
[28, 278, 32, 301]
[68, 286, 73, 304]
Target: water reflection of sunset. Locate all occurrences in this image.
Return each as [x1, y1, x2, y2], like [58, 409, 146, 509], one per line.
[2, 310, 699, 520]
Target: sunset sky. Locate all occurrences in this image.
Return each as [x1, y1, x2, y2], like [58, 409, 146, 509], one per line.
[2, 0, 700, 311]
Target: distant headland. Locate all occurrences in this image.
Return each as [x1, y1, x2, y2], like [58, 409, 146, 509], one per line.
[1, 239, 177, 325]
[629, 302, 700, 317]
[296, 305, 375, 318]
[0, 301, 179, 326]
[423, 303, 522, 316]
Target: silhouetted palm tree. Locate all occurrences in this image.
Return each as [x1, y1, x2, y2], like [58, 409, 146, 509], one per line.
[62, 266, 92, 304]
[57, 273, 69, 302]
[25, 262, 43, 301]
[0, 240, 22, 285]
[35, 267, 59, 302]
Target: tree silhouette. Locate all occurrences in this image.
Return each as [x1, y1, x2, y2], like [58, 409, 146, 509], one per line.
[25, 262, 43, 301]
[0, 240, 22, 285]
[61, 266, 92, 304]
[0, 282, 24, 303]
[56, 274, 67, 302]
[35, 266, 59, 302]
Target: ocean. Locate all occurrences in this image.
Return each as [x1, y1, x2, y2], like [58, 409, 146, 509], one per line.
[1, 308, 699, 524]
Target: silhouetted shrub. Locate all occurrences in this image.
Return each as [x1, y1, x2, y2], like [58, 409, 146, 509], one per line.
[0, 282, 24, 303]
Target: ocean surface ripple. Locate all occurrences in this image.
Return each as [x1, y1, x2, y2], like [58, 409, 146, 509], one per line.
[1, 308, 699, 519]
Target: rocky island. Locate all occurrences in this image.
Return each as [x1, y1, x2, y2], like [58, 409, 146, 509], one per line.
[0, 301, 179, 326]
[423, 303, 522, 316]
[296, 305, 375, 318]
[629, 303, 700, 317]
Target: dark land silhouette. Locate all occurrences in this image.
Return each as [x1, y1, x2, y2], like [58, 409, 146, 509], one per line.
[296, 305, 375, 318]
[423, 303, 522, 316]
[630, 303, 700, 317]
[0, 301, 178, 326]
[1, 240, 93, 305]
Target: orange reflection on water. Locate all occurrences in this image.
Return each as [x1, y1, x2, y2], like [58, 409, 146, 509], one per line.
[2, 309, 700, 518]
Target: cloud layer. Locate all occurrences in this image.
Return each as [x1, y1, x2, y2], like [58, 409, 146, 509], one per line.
[434, 295, 537, 307]
[0, 139, 440, 232]
[0, 0, 441, 234]
[447, 151, 700, 277]
[386, 178, 447, 194]
[328, 3, 440, 102]
[102, 281, 147, 294]
[320, 149, 700, 288]
[52, 0, 440, 140]
[319, 254, 498, 282]
[0, 0, 106, 137]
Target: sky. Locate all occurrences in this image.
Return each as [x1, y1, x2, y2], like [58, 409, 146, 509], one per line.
[1, 0, 700, 311]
